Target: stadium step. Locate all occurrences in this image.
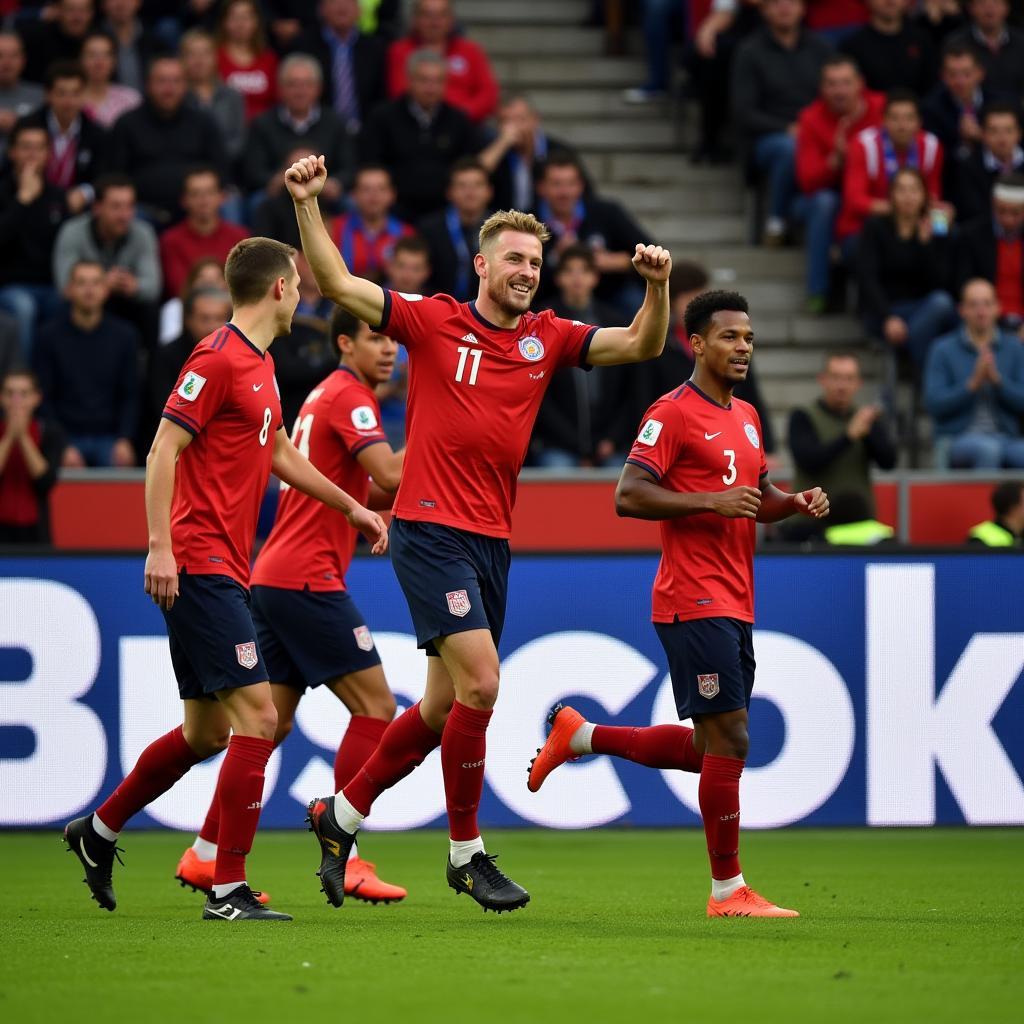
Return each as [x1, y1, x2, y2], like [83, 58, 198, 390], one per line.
[650, 214, 749, 246]
[522, 88, 670, 120]
[492, 56, 648, 89]
[459, 0, 592, 25]
[602, 183, 745, 216]
[546, 118, 680, 152]
[472, 26, 607, 57]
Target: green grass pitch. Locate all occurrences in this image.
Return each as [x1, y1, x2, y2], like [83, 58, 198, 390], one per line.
[4, 828, 1021, 1023]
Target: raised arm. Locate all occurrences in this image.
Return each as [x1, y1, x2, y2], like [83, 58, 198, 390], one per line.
[285, 154, 387, 328]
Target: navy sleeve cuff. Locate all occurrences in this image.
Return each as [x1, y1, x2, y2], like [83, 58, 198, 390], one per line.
[578, 325, 599, 370]
[376, 289, 393, 332]
[625, 456, 661, 481]
[162, 411, 198, 436]
[350, 437, 389, 456]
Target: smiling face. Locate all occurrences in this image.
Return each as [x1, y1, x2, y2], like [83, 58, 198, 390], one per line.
[691, 310, 753, 385]
[341, 322, 399, 386]
[477, 230, 543, 317]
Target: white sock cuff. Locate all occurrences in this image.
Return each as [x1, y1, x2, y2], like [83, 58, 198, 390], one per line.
[212, 881, 246, 900]
[332, 792, 365, 835]
[570, 721, 595, 755]
[449, 836, 485, 868]
[711, 873, 745, 902]
[192, 837, 217, 860]
[92, 813, 119, 842]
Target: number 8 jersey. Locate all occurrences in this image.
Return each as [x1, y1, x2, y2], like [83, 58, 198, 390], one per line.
[161, 323, 283, 587]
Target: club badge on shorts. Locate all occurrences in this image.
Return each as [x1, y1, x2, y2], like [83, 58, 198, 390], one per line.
[353, 625, 374, 652]
[235, 642, 258, 670]
[698, 673, 720, 699]
[446, 589, 471, 617]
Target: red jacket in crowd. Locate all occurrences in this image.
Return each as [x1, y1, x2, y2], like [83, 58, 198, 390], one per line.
[796, 90, 885, 194]
[159, 220, 250, 300]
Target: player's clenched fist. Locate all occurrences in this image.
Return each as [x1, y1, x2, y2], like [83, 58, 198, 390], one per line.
[711, 485, 762, 519]
[347, 505, 389, 555]
[794, 487, 829, 519]
[632, 243, 672, 284]
[285, 153, 328, 202]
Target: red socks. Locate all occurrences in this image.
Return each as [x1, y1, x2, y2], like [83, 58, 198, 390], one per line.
[440, 701, 492, 841]
[343, 702, 441, 816]
[698, 754, 744, 880]
[334, 715, 389, 791]
[96, 726, 202, 833]
[591, 724, 703, 772]
[213, 735, 273, 886]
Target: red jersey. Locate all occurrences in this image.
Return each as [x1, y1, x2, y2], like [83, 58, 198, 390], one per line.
[627, 381, 768, 625]
[251, 366, 388, 591]
[217, 47, 278, 120]
[159, 219, 250, 300]
[380, 291, 597, 538]
[162, 324, 283, 587]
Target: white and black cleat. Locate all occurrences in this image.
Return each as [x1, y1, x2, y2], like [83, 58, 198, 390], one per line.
[202, 885, 292, 921]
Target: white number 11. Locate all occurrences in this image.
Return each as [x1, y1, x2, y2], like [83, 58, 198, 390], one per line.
[455, 345, 482, 386]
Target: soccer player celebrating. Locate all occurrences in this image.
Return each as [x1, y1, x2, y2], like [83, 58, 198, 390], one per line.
[175, 307, 408, 907]
[286, 153, 671, 914]
[64, 238, 388, 922]
[528, 290, 829, 919]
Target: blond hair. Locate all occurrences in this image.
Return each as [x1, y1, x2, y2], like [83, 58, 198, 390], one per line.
[479, 210, 551, 252]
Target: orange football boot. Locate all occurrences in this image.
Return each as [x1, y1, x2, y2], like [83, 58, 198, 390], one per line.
[527, 703, 585, 793]
[344, 858, 407, 904]
[175, 847, 271, 905]
[706, 885, 799, 918]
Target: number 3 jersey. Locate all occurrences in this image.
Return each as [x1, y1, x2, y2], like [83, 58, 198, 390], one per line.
[627, 381, 768, 625]
[252, 366, 388, 592]
[161, 323, 283, 587]
[379, 290, 598, 538]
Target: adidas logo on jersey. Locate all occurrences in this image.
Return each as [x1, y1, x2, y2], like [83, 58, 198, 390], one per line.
[461, 333, 479, 345]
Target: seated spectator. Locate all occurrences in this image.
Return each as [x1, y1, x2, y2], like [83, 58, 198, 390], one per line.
[965, 480, 1024, 546]
[947, 0, 1024, 98]
[18, 0, 94, 85]
[479, 94, 573, 213]
[53, 174, 161, 346]
[0, 123, 69, 361]
[622, 0, 680, 105]
[0, 368, 66, 544]
[32, 259, 139, 467]
[216, 0, 278, 122]
[948, 103, 1024, 224]
[535, 152, 646, 312]
[159, 167, 248, 301]
[0, 32, 45, 158]
[158, 256, 227, 344]
[912, 0, 966, 52]
[955, 173, 1024, 335]
[387, 0, 499, 124]
[107, 55, 226, 228]
[922, 42, 988, 168]
[242, 53, 352, 211]
[731, 0, 832, 245]
[287, 0, 388, 135]
[15, 61, 106, 214]
[331, 164, 412, 283]
[100, 0, 163, 94]
[805, 0, 870, 44]
[180, 28, 246, 162]
[840, 0, 936, 96]
[783, 350, 896, 542]
[360, 49, 480, 221]
[838, 90, 945, 246]
[924, 277, 1024, 468]
[80, 29, 142, 129]
[795, 54, 884, 312]
[418, 157, 492, 301]
[858, 167, 958, 365]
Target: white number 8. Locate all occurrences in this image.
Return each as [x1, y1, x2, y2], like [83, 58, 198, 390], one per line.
[258, 407, 272, 446]
[722, 449, 736, 485]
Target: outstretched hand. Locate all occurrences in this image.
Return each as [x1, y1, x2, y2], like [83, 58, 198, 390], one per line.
[285, 153, 328, 202]
[632, 243, 672, 284]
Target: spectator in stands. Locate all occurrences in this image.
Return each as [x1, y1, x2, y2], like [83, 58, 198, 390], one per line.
[535, 151, 646, 311]
[242, 54, 352, 211]
[418, 157, 492, 301]
[784, 350, 896, 541]
[955, 173, 1024, 335]
[858, 167, 958, 366]
[0, 123, 69, 361]
[360, 49, 480, 221]
[948, 0, 1024, 98]
[0, 368, 66, 544]
[158, 255, 226, 345]
[18, 0, 94, 85]
[287, 0, 388, 135]
[837, 91, 945, 247]
[330, 164, 411, 283]
[387, 0, 499, 124]
[840, 0, 936, 96]
[804, 0, 870, 44]
[100, 0, 162, 94]
[107, 55, 226, 227]
[52, 173, 161, 345]
[216, 0, 277, 122]
[622, 0, 680, 104]
[731, 0, 832, 246]
[33, 259, 139, 467]
[795, 53, 885, 313]
[80, 29, 142, 129]
[158, 167, 247, 301]
[180, 28, 245, 162]
[948, 103, 1024, 224]
[924, 277, 1024, 467]
[912, 0, 966, 52]
[922, 42, 988, 168]
[0, 32, 44, 158]
[965, 480, 1024, 546]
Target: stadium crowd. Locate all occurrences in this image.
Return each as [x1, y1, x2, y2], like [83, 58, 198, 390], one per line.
[0, 0, 1023, 545]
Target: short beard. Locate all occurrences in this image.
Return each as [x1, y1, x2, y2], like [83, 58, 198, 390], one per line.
[486, 277, 530, 318]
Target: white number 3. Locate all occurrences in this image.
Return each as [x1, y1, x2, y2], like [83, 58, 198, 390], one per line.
[722, 449, 736, 486]
[258, 407, 272, 446]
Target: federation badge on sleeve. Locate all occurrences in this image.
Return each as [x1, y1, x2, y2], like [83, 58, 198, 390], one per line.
[177, 371, 207, 402]
[353, 626, 374, 652]
[518, 336, 545, 361]
[235, 642, 258, 670]
[351, 405, 379, 430]
[744, 422, 760, 449]
[446, 590, 471, 617]
[637, 418, 663, 445]
[697, 673, 720, 699]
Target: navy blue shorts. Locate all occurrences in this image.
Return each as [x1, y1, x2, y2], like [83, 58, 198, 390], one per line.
[389, 518, 511, 655]
[162, 572, 268, 701]
[251, 585, 382, 691]
[654, 617, 755, 721]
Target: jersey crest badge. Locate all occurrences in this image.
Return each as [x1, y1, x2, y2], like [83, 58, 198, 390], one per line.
[351, 405, 379, 430]
[518, 336, 545, 361]
[446, 589, 471, 617]
[698, 673, 720, 699]
[353, 626, 374, 652]
[177, 371, 207, 402]
[235, 642, 258, 670]
[637, 418, 663, 445]
[744, 422, 760, 449]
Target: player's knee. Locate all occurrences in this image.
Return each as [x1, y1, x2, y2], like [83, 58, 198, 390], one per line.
[367, 692, 398, 722]
[720, 724, 749, 760]
[273, 715, 294, 746]
[183, 724, 230, 759]
[459, 674, 500, 710]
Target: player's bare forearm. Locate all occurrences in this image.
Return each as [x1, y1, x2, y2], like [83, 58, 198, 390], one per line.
[145, 420, 190, 550]
[615, 465, 716, 520]
[273, 432, 354, 513]
[587, 278, 669, 366]
[755, 483, 799, 523]
[367, 481, 395, 511]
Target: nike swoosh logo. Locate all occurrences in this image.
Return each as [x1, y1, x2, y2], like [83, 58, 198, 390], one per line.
[207, 903, 242, 920]
[252, 383, 264, 392]
[80, 838, 98, 868]
[704, 432, 722, 441]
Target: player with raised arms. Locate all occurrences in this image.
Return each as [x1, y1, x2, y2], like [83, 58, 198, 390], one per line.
[528, 289, 829, 918]
[174, 306, 408, 907]
[287, 153, 672, 914]
[64, 238, 388, 922]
